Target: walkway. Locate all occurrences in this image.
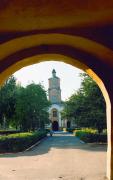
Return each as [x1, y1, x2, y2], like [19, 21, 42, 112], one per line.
[0, 132, 107, 180]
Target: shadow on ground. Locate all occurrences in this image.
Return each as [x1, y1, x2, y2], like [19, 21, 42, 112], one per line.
[0, 132, 107, 158]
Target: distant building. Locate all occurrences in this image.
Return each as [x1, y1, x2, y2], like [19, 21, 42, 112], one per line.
[48, 69, 64, 131]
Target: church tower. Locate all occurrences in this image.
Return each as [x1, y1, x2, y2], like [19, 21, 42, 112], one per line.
[48, 69, 61, 104]
[48, 69, 63, 131]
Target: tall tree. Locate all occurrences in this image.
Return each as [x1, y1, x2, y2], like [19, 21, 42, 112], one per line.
[0, 76, 17, 128]
[62, 73, 106, 133]
[15, 83, 50, 131]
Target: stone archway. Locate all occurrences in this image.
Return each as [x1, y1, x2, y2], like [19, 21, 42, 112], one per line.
[0, 34, 112, 179]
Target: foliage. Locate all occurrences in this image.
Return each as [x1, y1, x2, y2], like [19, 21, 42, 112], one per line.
[0, 76, 17, 128]
[66, 128, 77, 133]
[0, 130, 22, 135]
[76, 128, 98, 134]
[14, 83, 50, 131]
[62, 73, 106, 133]
[75, 128, 107, 143]
[0, 76, 50, 131]
[0, 130, 47, 153]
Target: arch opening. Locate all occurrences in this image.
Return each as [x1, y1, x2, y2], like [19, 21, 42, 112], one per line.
[0, 33, 112, 179]
[0, 55, 111, 179]
[52, 121, 59, 131]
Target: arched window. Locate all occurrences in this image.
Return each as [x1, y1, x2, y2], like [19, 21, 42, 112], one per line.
[53, 110, 57, 117]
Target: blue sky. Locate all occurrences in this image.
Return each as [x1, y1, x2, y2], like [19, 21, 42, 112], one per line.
[14, 61, 84, 101]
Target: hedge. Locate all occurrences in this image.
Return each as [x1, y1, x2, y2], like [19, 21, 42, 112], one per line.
[66, 127, 81, 133]
[0, 130, 47, 153]
[0, 130, 22, 135]
[75, 129, 107, 143]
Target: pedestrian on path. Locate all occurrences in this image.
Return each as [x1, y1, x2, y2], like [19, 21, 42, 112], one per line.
[50, 129, 53, 136]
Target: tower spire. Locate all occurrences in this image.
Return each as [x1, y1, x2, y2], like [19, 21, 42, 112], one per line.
[52, 69, 56, 77]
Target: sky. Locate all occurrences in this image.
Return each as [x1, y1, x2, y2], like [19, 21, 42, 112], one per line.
[13, 61, 84, 101]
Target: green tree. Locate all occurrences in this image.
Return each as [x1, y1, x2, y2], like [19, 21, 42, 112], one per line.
[15, 83, 50, 131]
[62, 73, 106, 133]
[0, 76, 17, 128]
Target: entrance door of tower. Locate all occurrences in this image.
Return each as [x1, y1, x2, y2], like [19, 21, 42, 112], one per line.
[52, 121, 59, 131]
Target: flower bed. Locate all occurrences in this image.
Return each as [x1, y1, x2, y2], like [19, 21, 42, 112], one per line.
[0, 131, 47, 153]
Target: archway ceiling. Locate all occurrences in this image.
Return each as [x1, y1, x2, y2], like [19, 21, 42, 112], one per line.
[0, 0, 113, 49]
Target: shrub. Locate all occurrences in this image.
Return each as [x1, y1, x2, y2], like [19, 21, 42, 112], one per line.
[67, 127, 81, 133]
[75, 128, 107, 143]
[0, 130, 22, 135]
[66, 128, 75, 133]
[0, 130, 47, 153]
[45, 129, 50, 133]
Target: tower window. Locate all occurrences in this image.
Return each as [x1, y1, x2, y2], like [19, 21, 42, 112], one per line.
[53, 110, 57, 117]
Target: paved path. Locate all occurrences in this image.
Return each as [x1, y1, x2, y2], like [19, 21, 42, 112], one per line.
[0, 132, 107, 180]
